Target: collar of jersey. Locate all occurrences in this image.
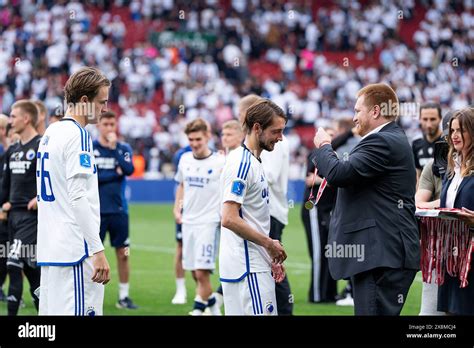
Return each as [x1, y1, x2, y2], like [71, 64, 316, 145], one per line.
[241, 143, 261, 163]
[193, 151, 213, 160]
[61, 117, 84, 129]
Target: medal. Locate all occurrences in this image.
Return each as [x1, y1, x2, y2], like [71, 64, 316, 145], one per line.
[305, 167, 328, 210]
[304, 200, 314, 210]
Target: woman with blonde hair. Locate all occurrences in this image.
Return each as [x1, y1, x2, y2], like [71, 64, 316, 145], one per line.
[438, 107, 474, 315]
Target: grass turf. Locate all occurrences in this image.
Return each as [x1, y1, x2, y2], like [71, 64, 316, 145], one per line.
[0, 203, 422, 315]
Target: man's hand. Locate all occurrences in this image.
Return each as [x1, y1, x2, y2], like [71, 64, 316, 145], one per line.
[27, 197, 37, 210]
[313, 127, 331, 149]
[2, 202, 11, 212]
[265, 239, 287, 264]
[106, 132, 117, 150]
[91, 251, 110, 284]
[458, 207, 474, 227]
[272, 262, 286, 283]
[173, 208, 183, 225]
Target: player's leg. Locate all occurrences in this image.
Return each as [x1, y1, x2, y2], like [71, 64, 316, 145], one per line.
[192, 269, 212, 315]
[6, 260, 23, 316]
[6, 212, 24, 315]
[193, 223, 221, 315]
[172, 223, 186, 304]
[109, 213, 137, 309]
[23, 262, 40, 312]
[269, 216, 293, 314]
[0, 229, 8, 301]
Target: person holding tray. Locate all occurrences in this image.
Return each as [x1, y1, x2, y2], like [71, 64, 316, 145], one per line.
[438, 106, 474, 315]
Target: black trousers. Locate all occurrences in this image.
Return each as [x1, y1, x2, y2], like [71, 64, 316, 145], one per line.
[269, 216, 293, 315]
[351, 267, 417, 315]
[301, 206, 337, 302]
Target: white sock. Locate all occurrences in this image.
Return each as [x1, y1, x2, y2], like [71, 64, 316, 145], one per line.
[119, 283, 129, 300]
[215, 292, 224, 308]
[176, 278, 186, 294]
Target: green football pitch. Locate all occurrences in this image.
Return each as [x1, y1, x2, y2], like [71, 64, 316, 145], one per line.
[0, 203, 422, 315]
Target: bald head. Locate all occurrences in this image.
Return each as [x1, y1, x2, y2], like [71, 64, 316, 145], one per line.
[238, 94, 262, 131]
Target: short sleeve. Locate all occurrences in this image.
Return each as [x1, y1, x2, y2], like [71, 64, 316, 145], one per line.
[418, 160, 435, 193]
[65, 129, 94, 179]
[174, 159, 184, 183]
[222, 150, 252, 205]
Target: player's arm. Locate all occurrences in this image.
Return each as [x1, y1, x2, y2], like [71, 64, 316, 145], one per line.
[0, 148, 11, 210]
[67, 175, 110, 284]
[221, 201, 286, 264]
[173, 182, 183, 224]
[114, 143, 134, 176]
[66, 133, 110, 284]
[173, 157, 185, 224]
[415, 161, 440, 209]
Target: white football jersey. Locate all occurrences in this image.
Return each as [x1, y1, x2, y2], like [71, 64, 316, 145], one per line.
[219, 145, 272, 282]
[175, 151, 225, 225]
[36, 118, 100, 265]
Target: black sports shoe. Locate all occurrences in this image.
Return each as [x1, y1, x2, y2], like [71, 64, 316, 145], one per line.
[116, 297, 139, 309]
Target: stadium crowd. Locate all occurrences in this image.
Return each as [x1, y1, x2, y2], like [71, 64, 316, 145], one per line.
[0, 0, 472, 179]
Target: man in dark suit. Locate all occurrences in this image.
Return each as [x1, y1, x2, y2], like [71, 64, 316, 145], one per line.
[311, 83, 420, 315]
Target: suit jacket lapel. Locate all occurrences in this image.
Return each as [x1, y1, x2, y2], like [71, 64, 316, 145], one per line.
[453, 176, 472, 207]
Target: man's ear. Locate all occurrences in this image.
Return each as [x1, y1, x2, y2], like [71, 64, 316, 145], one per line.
[79, 95, 89, 103]
[372, 105, 381, 119]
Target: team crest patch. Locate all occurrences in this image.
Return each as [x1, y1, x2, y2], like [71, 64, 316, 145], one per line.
[79, 153, 91, 168]
[86, 306, 96, 316]
[265, 301, 274, 314]
[231, 180, 245, 196]
[26, 149, 36, 160]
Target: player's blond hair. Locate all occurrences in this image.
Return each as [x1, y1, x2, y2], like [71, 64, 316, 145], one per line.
[0, 114, 9, 129]
[11, 100, 39, 127]
[222, 119, 243, 133]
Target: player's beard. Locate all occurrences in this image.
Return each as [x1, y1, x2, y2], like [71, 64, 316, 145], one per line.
[258, 134, 275, 152]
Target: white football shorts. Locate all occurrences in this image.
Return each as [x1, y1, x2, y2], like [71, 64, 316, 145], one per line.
[182, 222, 219, 271]
[38, 256, 104, 316]
[222, 272, 277, 316]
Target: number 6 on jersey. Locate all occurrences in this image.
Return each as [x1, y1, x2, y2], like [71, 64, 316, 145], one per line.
[37, 151, 55, 202]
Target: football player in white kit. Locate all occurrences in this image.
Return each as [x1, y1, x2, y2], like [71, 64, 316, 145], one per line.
[220, 98, 287, 315]
[36, 67, 111, 315]
[174, 118, 225, 315]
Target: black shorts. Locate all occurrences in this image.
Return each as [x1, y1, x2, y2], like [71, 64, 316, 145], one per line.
[176, 223, 182, 242]
[0, 220, 8, 243]
[100, 213, 130, 248]
[7, 210, 37, 269]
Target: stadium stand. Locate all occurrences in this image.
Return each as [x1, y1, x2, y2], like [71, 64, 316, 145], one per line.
[0, 0, 472, 180]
